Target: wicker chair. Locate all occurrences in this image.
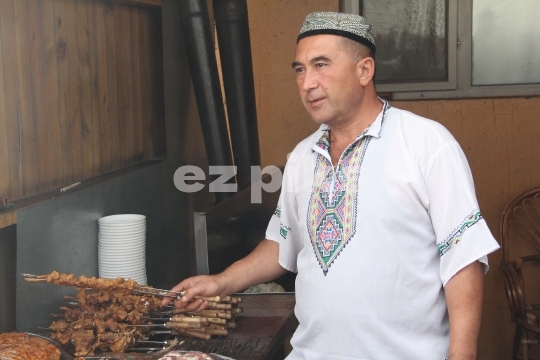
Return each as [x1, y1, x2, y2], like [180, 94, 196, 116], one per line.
[500, 186, 540, 359]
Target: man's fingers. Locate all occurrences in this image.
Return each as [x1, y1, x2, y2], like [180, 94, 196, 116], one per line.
[182, 298, 207, 313]
[160, 276, 219, 308]
[161, 282, 189, 306]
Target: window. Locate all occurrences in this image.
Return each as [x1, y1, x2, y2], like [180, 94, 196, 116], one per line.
[341, 0, 540, 99]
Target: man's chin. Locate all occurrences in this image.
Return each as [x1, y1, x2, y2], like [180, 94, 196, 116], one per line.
[310, 116, 332, 125]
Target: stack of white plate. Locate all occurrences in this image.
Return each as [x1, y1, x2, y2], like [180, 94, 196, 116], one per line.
[98, 214, 147, 285]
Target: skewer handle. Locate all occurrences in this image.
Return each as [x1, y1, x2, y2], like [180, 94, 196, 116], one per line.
[193, 295, 221, 302]
[170, 315, 209, 325]
[167, 321, 202, 329]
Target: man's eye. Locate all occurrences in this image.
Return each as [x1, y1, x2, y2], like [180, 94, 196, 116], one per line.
[295, 67, 305, 73]
[315, 63, 326, 68]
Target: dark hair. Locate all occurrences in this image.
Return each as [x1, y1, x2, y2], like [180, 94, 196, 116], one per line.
[338, 36, 375, 62]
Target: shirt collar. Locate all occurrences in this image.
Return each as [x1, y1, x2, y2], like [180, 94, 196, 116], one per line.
[366, 97, 390, 139]
[314, 97, 390, 149]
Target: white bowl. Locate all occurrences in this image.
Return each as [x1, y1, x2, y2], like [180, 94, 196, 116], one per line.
[98, 255, 146, 266]
[99, 231, 146, 237]
[99, 236, 145, 243]
[98, 246, 145, 253]
[99, 271, 146, 279]
[99, 254, 145, 261]
[98, 214, 146, 224]
[98, 224, 146, 232]
[99, 228, 146, 235]
[99, 270, 146, 277]
[98, 243, 145, 250]
[99, 229, 145, 236]
[99, 266, 146, 274]
[98, 236, 146, 244]
[99, 234, 145, 241]
[99, 270, 147, 277]
[98, 247, 145, 254]
[99, 255, 146, 261]
[98, 222, 146, 229]
[98, 254, 145, 263]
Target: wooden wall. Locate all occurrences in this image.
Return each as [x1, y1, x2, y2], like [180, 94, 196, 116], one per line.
[0, 0, 165, 202]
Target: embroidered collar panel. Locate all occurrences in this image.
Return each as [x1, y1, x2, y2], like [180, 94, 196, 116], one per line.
[312, 98, 390, 154]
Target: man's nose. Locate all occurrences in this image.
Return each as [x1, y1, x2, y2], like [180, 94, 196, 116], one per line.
[300, 69, 317, 92]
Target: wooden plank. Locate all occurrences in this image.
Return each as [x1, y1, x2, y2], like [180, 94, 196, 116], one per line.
[55, 0, 75, 185]
[0, 0, 22, 200]
[147, 9, 165, 157]
[114, 3, 132, 167]
[14, 0, 38, 197]
[42, 0, 64, 190]
[94, 0, 113, 173]
[64, 0, 83, 181]
[109, 0, 161, 8]
[27, 0, 51, 193]
[104, 1, 120, 170]
[138, 9, 151, 160]
[0, 3, 10, 198]
[130, 6, 143, 163]
[75, 0, 94, 179]
[86, 0, 102, 176]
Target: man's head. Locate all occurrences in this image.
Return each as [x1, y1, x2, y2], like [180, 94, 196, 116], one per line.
[292, 12, 378, 127]
[297, 12, 376, 57]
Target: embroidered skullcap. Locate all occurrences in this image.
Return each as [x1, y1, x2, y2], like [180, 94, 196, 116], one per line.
[297, 12, 376, 53]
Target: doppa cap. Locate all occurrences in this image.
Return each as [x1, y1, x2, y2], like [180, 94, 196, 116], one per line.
[297, 12, 376, 53]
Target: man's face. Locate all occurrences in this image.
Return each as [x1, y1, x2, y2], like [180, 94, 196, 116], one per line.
[292, 35, 363, 126]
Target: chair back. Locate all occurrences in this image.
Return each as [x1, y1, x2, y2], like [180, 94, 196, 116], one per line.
[500, 187, 540, 360]
[501, 186, 540, 264]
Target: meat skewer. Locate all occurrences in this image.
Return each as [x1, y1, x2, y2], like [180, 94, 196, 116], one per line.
[23, 272, 221, 302]
[23, 271, 242, 353]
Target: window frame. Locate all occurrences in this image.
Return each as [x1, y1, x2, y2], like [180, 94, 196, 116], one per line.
[340, 0, 540, 100]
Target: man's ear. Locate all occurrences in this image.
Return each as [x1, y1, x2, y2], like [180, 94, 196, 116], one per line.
[357, 57, 375, 86]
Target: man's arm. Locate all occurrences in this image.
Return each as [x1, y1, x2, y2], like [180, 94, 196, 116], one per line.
[162, 239, 287, 312]
[444, 260, 484, 360]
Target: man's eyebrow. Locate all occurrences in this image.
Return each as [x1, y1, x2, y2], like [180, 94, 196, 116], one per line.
[291, 55, 331, 69]
[310, 55, 331, 64]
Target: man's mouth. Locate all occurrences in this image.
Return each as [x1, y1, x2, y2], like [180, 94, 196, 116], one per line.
[308, 97, 325, 107]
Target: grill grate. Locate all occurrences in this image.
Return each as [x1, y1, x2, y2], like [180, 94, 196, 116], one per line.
[174, 338, 262, 360]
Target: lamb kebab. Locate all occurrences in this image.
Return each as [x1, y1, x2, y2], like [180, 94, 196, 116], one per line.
[24, 271, 243, 356]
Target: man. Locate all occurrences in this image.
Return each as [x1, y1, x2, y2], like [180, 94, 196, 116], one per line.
[164, 12, 500, 360]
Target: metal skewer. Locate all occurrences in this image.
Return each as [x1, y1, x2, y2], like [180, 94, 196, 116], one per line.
[134, 287, 221, 302]
[129, 347, 167, 352]
[138, 340, 175, 345]
[143, 316, 209, 325]
[21, 274, 220, 302]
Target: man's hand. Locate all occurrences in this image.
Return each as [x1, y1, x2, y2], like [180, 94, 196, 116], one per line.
[444, 260, 484, 360]
[162, 239, 287, 312]
[162, 274, 225, 312]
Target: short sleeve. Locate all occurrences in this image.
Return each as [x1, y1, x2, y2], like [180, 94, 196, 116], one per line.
[265, 160, 302, 273]
[421, 140, 500, 286]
